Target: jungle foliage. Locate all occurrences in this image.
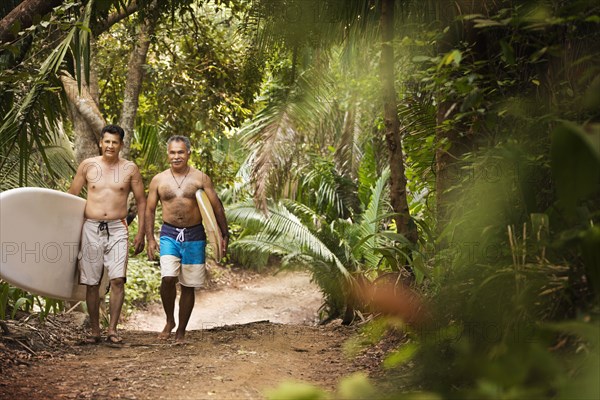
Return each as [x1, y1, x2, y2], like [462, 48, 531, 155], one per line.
[1, 0, 599, 398]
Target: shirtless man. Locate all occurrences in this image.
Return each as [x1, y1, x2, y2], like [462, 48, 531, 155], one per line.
[68, 124, 146, 344]
[146, 135, 229, 343]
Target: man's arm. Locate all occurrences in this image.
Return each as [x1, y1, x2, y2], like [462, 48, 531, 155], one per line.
[145, 175, 160, 261]
[67, 160, 88, 196]
[130, 163, 147, 255]
[202, 175, 229, 255]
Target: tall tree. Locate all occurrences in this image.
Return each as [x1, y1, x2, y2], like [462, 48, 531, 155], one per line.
[119, 8, 158, 160]
[240, 0, 418, 240]
[380, 0, 418, 245]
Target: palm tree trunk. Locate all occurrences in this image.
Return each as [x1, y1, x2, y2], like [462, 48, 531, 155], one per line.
[60, 66, 105, 164]
[380, 0, 418, 245]
[60, 72, 105, 136]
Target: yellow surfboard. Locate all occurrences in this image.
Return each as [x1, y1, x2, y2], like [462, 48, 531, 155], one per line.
[195, 189, 223, 262]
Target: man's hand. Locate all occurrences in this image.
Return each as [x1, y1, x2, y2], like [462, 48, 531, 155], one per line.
[147, 239, 159, 261]
[133, 233, 145, 255]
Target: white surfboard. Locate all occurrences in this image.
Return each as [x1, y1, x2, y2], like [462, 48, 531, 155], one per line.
[0, 187, 108, 301]
[195, 189, 223, 262]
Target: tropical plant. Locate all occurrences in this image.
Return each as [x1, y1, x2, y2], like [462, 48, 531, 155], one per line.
[227, 164, 417, 321]
[0, 0, 92, 188]
[0, 280, 65, 320]
[123, 258, 162, 315]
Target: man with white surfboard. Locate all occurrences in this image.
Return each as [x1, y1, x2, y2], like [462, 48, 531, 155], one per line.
[145, 135, 229, 343]
[68, 124, 147, 344]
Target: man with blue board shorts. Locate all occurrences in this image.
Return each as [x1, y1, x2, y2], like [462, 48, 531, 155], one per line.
[146, 135, 229, 343]
[68, 124, 146, 344]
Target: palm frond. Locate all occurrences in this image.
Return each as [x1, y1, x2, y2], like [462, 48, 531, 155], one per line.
[233, 236, 300, 259]
[361, 167, 391, 234]
[354, 167, 391, 269]
[280, 199, 323, 229]
[295, 153, 360, 220]
[357, 138, 379, 208]
[227, 200, 350, 279]
[245, 0, 377, 55]
[335, 105, 363, 179]
[134, 122, 168, 169]
[241, 105, 297, 210]
[0, 127, 75, 191]
[239, 72, 334, 209]
[300, 158, 345, 217]
[226, 201, 270, 233]
[0, 4, 93, 186]
[398, 97, 437, 138]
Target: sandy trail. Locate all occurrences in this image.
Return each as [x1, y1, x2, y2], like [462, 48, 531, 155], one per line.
[124, 270, 323, 331]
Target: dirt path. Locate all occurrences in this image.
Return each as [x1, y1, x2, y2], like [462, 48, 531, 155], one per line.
[1, 270, 369, 400]
[124, 270, 324, 330]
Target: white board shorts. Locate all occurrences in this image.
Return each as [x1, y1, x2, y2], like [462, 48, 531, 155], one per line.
[78, 219, 128, 285]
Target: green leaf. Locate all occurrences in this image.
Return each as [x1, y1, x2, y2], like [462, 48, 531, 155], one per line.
[384, 342, 419, 369]
[585, 15, 600, 23]
[336, 373, 376, 399]
[530, 47, 548, 62]
[460, 88, 483, 112]
[438, 50, 462, 70]
[264, 381, 329, 400]
[0, 283, 9, 319]
[412, 55, 433, 63]
[11, 297, 32, 318]
[461, 14, 486, 21]
[543, 320, 600, 347]
[411, 252, 428, 284]
[550, 123, 600, 210]
[499, 40, 516, 65]
[473, 19, 505, 28]
[579, 226, 600, 296]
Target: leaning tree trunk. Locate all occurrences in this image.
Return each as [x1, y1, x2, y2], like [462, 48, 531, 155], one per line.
[119, 13, 157, 160]
[380, 0, 418, 245]
[60, 66, 105, 164]
[59, 1, 151, 164]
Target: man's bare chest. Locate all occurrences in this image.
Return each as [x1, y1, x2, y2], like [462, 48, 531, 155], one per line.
[158, 181, 198, 202]
[86, 165, 131, 190]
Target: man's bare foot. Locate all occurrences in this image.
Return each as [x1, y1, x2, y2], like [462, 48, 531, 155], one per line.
[82, 335, 101, 344]
[82, 328, 102, 344]
[175, 331, 186, 344]
[106, 334, 123, 344]
[158, 322, 175, 340]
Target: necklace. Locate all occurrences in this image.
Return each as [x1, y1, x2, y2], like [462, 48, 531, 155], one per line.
[170, 166, 190, 189]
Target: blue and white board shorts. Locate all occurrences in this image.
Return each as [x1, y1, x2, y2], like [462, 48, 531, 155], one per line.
[160, 222, 207, 287]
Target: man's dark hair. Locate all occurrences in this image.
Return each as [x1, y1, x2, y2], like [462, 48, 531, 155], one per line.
[101, 125, 125, 142]
[167, 135, 191, 153]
